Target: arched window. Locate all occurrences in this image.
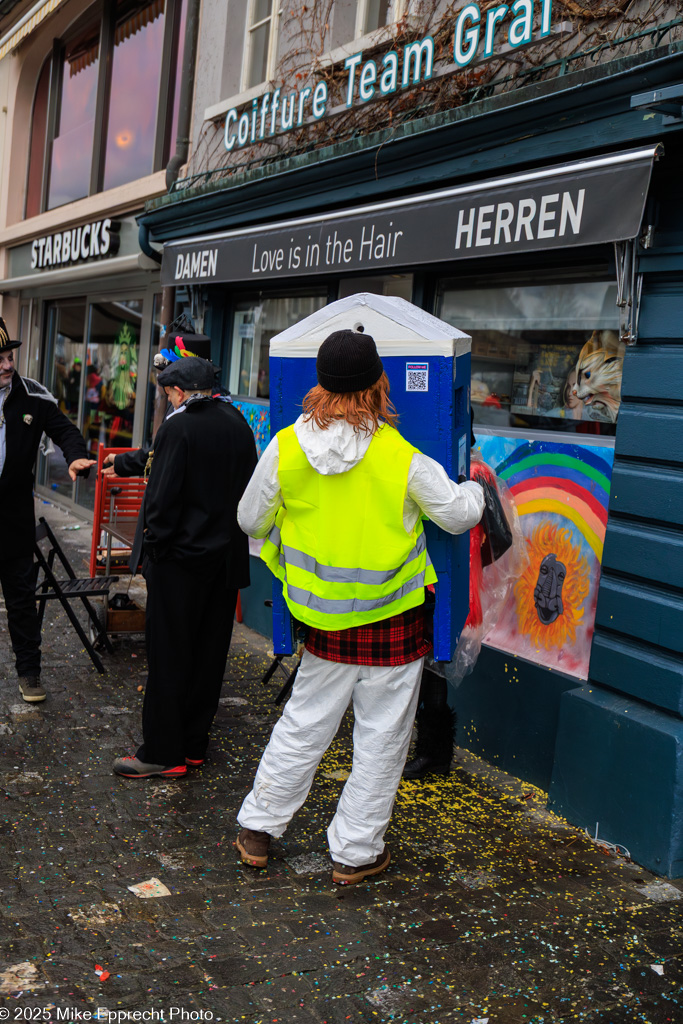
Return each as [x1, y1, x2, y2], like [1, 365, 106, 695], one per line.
[25, 58, 50, 218]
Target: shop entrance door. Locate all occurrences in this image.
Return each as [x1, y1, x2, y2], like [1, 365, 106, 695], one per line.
[39, 301, 87, 501]
[78, 299, 143, 510]
[37, 295, 146, 510]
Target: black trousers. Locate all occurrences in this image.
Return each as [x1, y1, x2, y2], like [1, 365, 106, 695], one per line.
[0, 554, 41, 678]
[139, 558, 237, 766]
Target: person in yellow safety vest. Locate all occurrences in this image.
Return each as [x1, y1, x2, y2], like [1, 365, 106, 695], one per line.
[235, 329, 485, 885]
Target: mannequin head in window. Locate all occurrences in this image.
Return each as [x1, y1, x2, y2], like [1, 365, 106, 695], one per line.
[563, 369, 582, 412]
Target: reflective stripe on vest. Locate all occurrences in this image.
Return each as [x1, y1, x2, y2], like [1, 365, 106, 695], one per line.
[260, 423, 437, 630]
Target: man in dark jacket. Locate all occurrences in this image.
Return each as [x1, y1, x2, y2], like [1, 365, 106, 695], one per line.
[101, 332, 230, 574]
[0, 319, 94, 702]
[113, 357, 258, 779]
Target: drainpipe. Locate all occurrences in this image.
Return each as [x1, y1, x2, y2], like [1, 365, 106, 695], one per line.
[138, 221, 162, 264]
[166, 0, 202, 191]
[149, 0, 202, 436]
[138, 0, 201, 262]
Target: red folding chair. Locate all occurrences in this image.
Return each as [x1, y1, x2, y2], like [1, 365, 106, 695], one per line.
[89, 443, 147, 576]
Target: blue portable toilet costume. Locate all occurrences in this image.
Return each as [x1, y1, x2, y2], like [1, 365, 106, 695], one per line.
[267, 292, 474, 662]
[235, 293, 483, 880]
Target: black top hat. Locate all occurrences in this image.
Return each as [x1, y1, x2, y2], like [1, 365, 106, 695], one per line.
[0, 316, 21, 352]
[171, 331, 211, 361]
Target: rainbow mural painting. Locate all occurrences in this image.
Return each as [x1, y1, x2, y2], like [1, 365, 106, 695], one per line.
[476, 436, 615, 679]
[232, 399, 271, 457]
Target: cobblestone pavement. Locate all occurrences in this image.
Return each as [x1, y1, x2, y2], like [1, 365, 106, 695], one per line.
[0, 500, 681, 1023]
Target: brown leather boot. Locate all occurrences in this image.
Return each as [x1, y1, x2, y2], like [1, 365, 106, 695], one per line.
[332, 848, 391, 885]
[235, 828, 270, 868]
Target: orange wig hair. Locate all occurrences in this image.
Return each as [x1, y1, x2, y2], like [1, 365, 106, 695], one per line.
[302, 372, 399, 435]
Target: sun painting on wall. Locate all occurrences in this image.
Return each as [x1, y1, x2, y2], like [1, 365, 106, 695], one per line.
[514, 521, 590, 650]
[475, 436, 615, 679]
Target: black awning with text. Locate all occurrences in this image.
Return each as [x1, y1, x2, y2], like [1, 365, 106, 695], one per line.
[160, 145, 661, 287]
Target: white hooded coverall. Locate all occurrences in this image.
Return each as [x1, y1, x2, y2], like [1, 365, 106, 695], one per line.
[237, 414, 484, 867]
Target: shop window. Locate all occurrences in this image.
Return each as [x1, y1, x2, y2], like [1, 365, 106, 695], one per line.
[39, 302, 87, 499]
[229, 292, 327, 399]
[355, 0, 403, 36]
[27, 0, 187, 216]
[437, 277, 622, 436]
[77, 299, 143, 508]
[338, 273, 413, 301]
[243, 0, 280, 90]
[38, 297, 143, 509]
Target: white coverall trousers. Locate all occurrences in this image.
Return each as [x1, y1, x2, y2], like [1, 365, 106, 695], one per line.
[238, 649, 424, 866]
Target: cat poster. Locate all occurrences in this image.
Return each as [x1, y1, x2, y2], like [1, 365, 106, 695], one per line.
[510, 330, 624, 424]
[475, 434, 615, 680]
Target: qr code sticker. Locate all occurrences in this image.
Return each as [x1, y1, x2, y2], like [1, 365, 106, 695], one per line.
[406, 362, 429, 392]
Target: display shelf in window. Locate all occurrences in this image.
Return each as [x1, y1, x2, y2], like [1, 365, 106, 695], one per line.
[438, 276, 621, 437]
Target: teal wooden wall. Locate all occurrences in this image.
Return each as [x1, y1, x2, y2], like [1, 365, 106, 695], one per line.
[549, 151, 683, 875]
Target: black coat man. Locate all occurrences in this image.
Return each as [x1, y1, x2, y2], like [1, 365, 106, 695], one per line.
[0, 318, 94, 702]
[113, 356, 257, 778]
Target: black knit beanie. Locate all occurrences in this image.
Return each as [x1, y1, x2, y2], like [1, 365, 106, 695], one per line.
[316, 330, 383, 394]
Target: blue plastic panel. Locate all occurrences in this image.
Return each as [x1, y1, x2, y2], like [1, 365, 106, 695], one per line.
[269, 351, 471, 660]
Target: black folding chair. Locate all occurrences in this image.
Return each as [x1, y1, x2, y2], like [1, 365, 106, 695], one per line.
[34, 516, 117, 674]
[261, 653, 301, 705]
[260, 598, 304, 705]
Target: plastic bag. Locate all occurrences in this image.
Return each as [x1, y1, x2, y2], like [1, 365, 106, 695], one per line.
[475, 470, 513, 565]
[450, 452, 527, 686]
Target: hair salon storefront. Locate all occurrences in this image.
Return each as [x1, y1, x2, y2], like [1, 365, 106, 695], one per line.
[5, 213, 162, 512]
[140, 42, 683, 875]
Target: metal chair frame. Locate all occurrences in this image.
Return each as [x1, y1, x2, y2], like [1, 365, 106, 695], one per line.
[34, 517, 116, 674]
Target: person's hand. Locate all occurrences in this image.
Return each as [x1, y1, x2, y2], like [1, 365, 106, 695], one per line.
[102, 465, 117, 477]
[103, 453, 116, 467]
[68, 458, 97, 481]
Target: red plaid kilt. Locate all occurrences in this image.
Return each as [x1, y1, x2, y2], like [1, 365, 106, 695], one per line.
[305, 604, 432, 666]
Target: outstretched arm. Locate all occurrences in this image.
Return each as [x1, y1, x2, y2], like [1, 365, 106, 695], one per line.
[43, 403, 94, 480]
[103, 447, 150, 477]
[408, 452, 485, 534]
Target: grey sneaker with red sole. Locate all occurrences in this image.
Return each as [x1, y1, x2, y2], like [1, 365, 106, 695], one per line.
[113, 756, 187, 779]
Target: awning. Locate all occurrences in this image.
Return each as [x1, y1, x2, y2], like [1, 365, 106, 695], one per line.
[0, 253, 142, 294]
[0, 0, 66, 62]
[160, 145, 662, 288]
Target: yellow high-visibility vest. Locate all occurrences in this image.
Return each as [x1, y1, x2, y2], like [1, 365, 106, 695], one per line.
[260, 422, 437, 630]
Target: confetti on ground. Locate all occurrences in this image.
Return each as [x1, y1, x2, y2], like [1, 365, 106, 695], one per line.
[634, 880, 683, 902]
[127, 877, 172, 898]
[0, 501, 680, 1023]
[287, 851, 331, 874]
[68, 903, 122, 927]
[0, 963, 43, 995]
